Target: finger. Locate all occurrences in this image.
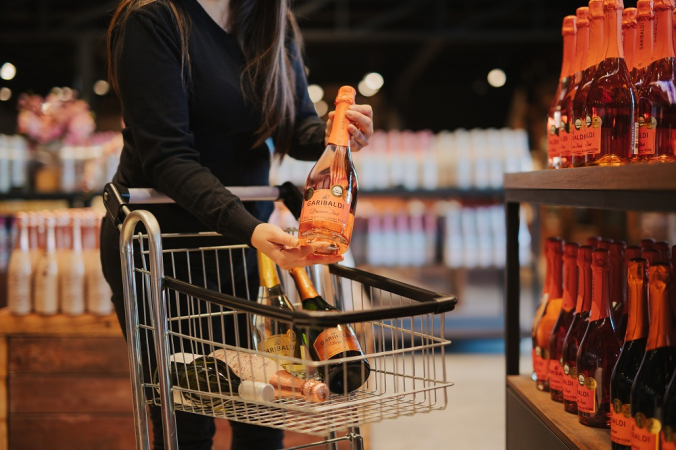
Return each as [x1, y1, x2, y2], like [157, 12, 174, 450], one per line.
[269, 228, 300, 248]
[349, 104, 373, 118]
[349, 124, 368, 147]
[305, 254, 344, 265]
[278, 242, 327, 261]
[345, 110, 372, 132]
[327, 111, 335, 121]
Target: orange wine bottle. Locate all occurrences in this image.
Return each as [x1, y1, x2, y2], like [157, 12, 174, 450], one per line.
[548, 16, 578, 169]
[610, 258, 649, 450]
[586, 0, 638, 166]
[656, 241, 672, 263]
[572, 0, 606, 168]
[549, 242, 579, 402]
[635, 0, 676, 163]
[561, 8, 590, 169]
[588, 235, 602, 248]
[299, 86, 358, 256]
[532, 238, 555, 381]
[631, 263, 676, 450]
[623, 8, 639, 74]
[661, 353, 676, 449]
[534, 238, 564, 391]
[634, 0, 656, 90]
[641, 237, 656, 251]
[577, 248, 622, 428]
[609, 241, 628, 343]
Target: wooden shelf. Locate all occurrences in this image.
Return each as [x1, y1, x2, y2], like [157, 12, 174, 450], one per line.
[359, 187, 503, 199]
[507, 375, 611, 449]
[0, 309, 122, 337]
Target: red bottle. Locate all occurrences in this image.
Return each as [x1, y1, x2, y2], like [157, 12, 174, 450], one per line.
[643, 248, 661, 266]
[577, 249, 622, 428]
[573, 0, 606, 168]
[587, 235, 602, 248]
[549, 243, 580, 402]
[599, 238, 614, 250]
[640, 237, 656, 251]
[562, 246, 594, 414]
[561, 8, 590, 169]
[623, 8, 638, 73]
[549, 16, 578, 169]
[634, 0, 656, 90]
[655, 240, 672, 262]
[532, 238, 555, 380]
[609, 241, 628, 343]
[586, 0, 638, 166]
[635, 0, 676, 163]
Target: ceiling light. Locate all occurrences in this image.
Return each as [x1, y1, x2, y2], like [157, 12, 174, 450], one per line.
[0, 63, 16, 81]
[358, 80, 378, 97]
[308, 84, 324, 103]
[93, 80, 110, 96]
[364, 72, 384, 90]
[487, 69, 506, 88]
[0, 88, 11, 101]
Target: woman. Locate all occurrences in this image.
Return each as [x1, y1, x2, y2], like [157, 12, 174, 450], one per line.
[101, 0, 374, 448]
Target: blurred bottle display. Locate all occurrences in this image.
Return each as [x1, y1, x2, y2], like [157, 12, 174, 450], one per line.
[7, 212, 32, 315]
[610, 258, 649, 450]
[609, 241, 628, 343]
[662, 357, 676, 449]
[532, 238, 555, 382]
[33, 213, 58, 316]
[82, 211, 112, 315]
[634, 0, 656, 90]
[549, 242, 580, 402]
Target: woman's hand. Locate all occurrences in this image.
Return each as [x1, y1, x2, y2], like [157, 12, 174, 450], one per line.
[250, 223, 343, 270]
[325, 104, 374, 152]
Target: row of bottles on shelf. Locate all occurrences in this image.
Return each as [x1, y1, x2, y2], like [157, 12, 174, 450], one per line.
[272, 128, 532, 191]
[5, 208, 112, 316]
[548, 0, 676, 168]
[350, 200, 532, 269]
[532, 235, 676, 449]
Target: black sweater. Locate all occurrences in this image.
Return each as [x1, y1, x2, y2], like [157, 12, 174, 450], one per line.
[110, 0, 325, 244]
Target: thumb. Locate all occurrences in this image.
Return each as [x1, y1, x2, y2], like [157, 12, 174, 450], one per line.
[271, 227, 299, 248]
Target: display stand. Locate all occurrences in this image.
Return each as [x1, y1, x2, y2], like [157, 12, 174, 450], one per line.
[503, 164, 676, 449]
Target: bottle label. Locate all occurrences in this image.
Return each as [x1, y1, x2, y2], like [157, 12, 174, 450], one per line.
[637, 116, 657, 156]
[572, 118, 586, 156]
[585, 115, 602, 155]
[300, 188, 350, 226]
[533, 347, 549, 380]
[258, 331, 297, 358]
[611, 399, 633, 446]
[577, 374, 597, 413]
[313, 326, 362, 360]
[560, 123, 572, 157]
[548, 123, 560, 158]
[632, 413, 660, 450]
[562, 363, 578, 401]
[662, 425, 676, 450]
[549, 358, 564, 391]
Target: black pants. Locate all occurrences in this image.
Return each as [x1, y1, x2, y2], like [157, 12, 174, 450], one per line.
[101, 218, 284, 450]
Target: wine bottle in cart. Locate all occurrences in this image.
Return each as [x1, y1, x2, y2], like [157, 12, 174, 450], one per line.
[549, 242, 579, 402]
[572, 0, 605, 168]
[586, 0, 638, 166]
[548, 15, 577, 169]
[610, 258, 649, 450]
[534, 238, 564, 391]
[531, 238, 555, 381]
[561, 245, 593, 414]
[630, 263, 676, 449]
[634, 1, 655, 90]
[623, 8, 638, 74]
[577, 248, 622, 428]
[7, 212, 32, 316]
[299, 86, 358, 256]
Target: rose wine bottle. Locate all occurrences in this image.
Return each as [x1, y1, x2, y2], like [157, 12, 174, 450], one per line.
[535, 238, 564, 391]
[661, 363, 676, 449]
[82, 212, 112, 316]
[656, 240, 672, 263]
[549, 242, 580, 402]
[288, 266, 371, 395]
[532, 238, 555, 381]
[634, 1, 656, 90]
[588, 235, 602, 248]
[561, 8, 590, 169]
[573, 0, 606, 168]
[635, 0, 676, 163]
[299, 86, 358, 256]
[610, 258, 649, 450]
[577, 248, 622, 428]
[630, 263, 676, 449]
[548, 16, 578, 169]
[623, 8, 638, 74]
[610, 241, 628, 343]
[562, 246, 594, 414]
[586, 0, 638, 166]
[641, 237, 656, 252]
[7, 212, 32, 316]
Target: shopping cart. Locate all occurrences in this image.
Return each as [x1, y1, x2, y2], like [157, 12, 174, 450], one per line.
[103, 183, 457, 450]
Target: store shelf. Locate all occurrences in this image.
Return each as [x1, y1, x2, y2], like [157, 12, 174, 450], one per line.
[0, 191, 97, 207]
[360, 187, 503, 199]
[0, 309, 121, 336]
[504, 164, 676, 212]
[507, 375, 610, 450]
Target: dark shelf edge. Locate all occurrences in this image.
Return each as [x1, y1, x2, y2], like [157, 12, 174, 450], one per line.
[505, 189, 676, 212]
[359, 188, 504, 199]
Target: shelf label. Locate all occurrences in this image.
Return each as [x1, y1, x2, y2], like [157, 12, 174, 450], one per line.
[632, 413, 660, 450]
[571, 117, 586, 156]
[562, 363, 578, 402]
[585, 114, 602, 155]
[637, 116, 657, 156]
[533, 347, 549, 381]
[611, 398, 633, 446]
[661, 425, 676, 450]
[548, 358, 564, 392]
[577, 374, 597, 413]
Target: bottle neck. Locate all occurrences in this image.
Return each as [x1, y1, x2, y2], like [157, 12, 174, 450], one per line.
[327, 102, 351, 147]
[258, 251, 281, 288]
[561, 32, 577, 79]
[289, 267, 320, 300]
[542, 248, 552, 302]
[45, 219, 56, 254]
[591, 263, 613, 321]
[549, 252, 564, 300]
[575, 25, 591, 74]
[603, 8, 625, 59]
[646, 265, 673, 350]
[625, 261, 649, 342]
[623, 25, 637, 69]
[636, 16, 655, 69]
[15, 218, 29, 252]
[586, 16, 606, 68]
[576, 261, 593, 313]
[654, 7, 675, 60]
[562, 254, 579, 311]
[71, 218, 82, 253]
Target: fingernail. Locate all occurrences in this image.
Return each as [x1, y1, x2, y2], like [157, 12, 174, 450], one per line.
[290, 238, 299, 247]
[345, 110, 354, 116]
[349, 105, 357, 110]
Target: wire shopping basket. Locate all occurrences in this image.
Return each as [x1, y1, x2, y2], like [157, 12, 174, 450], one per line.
[103, 183, 457, 450]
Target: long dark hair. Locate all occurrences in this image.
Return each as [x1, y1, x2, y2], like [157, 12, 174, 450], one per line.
[107, 0, 302, 157]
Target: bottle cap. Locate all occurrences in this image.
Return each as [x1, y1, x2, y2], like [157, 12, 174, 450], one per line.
[623, 8, 637, 26]
[304, 379, 329, 403]
[334, 86, 356, 106]
[637, 0, 654, 18]
[654, 0, 675, 10]
[565, 242, 580, 258]
[589, 0, 605, 18]
[592, 248, 610, 267]
[603, 0, 624, 10]
[562, 15, 577, 35]
[238, 381, 275, 402]
[643, 248, 660, 266]
[577, 7, 590, 27]
[625, 245, 643, 262]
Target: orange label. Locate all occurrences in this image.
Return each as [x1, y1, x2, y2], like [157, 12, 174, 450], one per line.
[632, 414, 660, 450]
[637, 116, 657, 155]
[584, 115, 602, 155]
[562, 363, 578, 402]
[611, 399, 633, 446]
[300, 188, 350, 226]
[548, 122, 560, 158]
[313, 325, 362, 360]
[560, 127, 572, 157]
[577, 375, 597, 413]
[661, 425, 676, 450]
[533, 349, 549, 380]
[572, 118, 586, 155]
[549, 359, 565, 391]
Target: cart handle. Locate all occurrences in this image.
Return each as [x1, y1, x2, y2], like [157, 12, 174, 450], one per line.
[103, 182, 303, 228]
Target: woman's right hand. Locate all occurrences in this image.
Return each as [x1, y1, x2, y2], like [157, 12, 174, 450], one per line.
[250, 223, 343, 270]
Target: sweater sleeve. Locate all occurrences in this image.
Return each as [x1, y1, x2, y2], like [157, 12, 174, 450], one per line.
[115, 10, 262, 245]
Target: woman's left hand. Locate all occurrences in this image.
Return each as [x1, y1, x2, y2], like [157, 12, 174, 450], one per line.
[325, 104, 374, 152]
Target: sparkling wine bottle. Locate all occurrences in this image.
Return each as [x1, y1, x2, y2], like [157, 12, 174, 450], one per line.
[631, 263, 676, 449]
[535, 238, 564, 391]
[610, 241, 628, 343]
[532, 238, 555, 381]
[656, 241, 672, 263]
[288, 266, 371, 395]
[549, 16, 578, 169]
[623, 8, 638, 73]
[610, 258, 649, 450]
[599, 238, 614, 250]
[561, 8, 590, 169]
[588, 235, 603, 248]
[572, 0, 606, 167]
[299, 86, 358, 256]
[661, 361, 676, 449]
[60, 214, 85, 316]
[549, 243, 580, 402]
[634, 0, 656, 90]
[635, 0, 676, 163]
[586, 0, 638, 166]
[562, 246, 594, 414]
[33, 214, 58, 316]
[7, 212, 32, 316]
[641, 237, 656, 252]
[577, 248, 622, 428]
